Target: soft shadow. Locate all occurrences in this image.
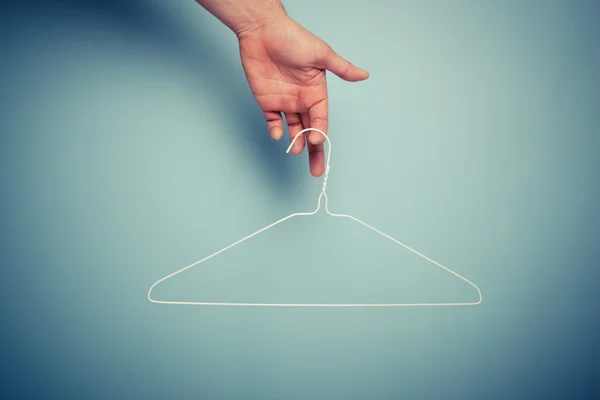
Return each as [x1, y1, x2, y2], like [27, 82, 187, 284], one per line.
[2, 0, 298, 194]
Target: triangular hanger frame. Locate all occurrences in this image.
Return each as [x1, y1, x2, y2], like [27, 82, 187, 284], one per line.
[148, 128, 482, 307]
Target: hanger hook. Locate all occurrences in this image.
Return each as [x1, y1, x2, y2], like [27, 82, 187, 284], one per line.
[286, 128, 332, 194]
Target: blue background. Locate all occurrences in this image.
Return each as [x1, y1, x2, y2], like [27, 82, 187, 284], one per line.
[1, 0, 598, 398]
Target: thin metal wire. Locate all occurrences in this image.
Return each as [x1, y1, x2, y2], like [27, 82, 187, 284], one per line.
[148, 128, 482, 307]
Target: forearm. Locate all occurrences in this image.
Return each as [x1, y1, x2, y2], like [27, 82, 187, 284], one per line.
[196, 0, 287, 37]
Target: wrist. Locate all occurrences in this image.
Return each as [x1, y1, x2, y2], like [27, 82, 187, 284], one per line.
[233, 1, 287, 39]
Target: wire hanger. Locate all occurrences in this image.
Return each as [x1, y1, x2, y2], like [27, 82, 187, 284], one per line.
[148, 128, 482, 307]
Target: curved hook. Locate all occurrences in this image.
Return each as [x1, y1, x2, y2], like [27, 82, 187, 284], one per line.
[286, 128, 332, 195]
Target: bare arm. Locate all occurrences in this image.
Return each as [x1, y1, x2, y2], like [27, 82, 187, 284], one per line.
[196, 0, 286, 38]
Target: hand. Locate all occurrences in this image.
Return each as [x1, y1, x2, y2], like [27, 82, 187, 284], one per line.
[237, 15, 370, 177]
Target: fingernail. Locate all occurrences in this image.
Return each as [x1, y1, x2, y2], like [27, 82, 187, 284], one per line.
[271, 127, 282, 140]
[309, 133, 321, 145]
[293, 140, 303, 153]
[275, 127, 284, 140]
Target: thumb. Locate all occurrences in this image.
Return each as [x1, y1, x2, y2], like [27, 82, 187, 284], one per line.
[322, 45, 370, 82]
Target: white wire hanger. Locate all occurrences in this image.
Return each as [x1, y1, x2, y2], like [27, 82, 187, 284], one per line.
[148, 128, 482, 307]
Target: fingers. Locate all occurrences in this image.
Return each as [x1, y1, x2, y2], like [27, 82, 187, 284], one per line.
[264, 111, 284, 140]
[301, 113, 325, 177]
[322, 45, 370, 82]
[284, 112, 305, 155]
[265, 110, 324, 176]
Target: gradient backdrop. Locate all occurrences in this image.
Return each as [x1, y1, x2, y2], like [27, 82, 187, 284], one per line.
[1, 0, 599, 398]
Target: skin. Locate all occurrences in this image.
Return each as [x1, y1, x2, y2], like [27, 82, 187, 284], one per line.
[196, 0, 370, 176]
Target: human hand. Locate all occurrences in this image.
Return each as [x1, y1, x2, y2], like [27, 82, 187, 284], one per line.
[237, 14, 370, 176]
